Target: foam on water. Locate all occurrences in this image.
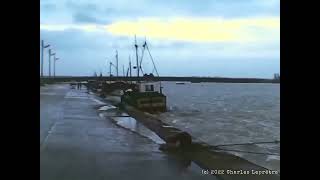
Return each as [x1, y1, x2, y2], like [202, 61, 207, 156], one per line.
[158, 82, 280, 171]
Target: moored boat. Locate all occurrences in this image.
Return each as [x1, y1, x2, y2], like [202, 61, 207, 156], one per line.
[121, 80, 166, 112]
[121, 36, 166, 113]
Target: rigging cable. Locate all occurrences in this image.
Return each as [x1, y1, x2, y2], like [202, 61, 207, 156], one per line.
[146, 43, 159, 76]
[139, 41, 147, 74]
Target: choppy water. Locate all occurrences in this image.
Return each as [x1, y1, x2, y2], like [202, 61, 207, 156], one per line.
[158, 82, 280, 171]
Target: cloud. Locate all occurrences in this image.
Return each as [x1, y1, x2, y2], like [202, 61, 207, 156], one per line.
[41, 16, 279, 43]
[40, 0, 280, 77]
[106, 17, 279, 43]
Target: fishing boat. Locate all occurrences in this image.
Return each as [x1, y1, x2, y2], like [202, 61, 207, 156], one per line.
[99, 50, 135, 97]
[121, 37, 167, 112]
[121, 76, 166, 112]
[176, 82, 186, 85]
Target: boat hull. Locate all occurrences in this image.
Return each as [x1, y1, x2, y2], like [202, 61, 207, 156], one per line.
[121, 92, 166, 112]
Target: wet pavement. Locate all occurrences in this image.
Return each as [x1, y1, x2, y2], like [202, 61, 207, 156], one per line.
[40, 84, 217, 180]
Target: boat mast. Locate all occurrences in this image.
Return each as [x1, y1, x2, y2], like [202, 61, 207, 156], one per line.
[109, 62, 112, 75]
[115, 50, 119, 77]
[122, 65, 125, 77]
[134, 35, 139, 78]
[109, 62, 112, 83]
[129, 55, 132, 77]
[139, 37, 147, 76]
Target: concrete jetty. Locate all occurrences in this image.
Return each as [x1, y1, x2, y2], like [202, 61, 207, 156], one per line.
[40, 84, 216, 180]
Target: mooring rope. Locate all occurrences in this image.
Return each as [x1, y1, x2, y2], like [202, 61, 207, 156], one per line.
[214, 148, 280, 156]
[212, 140, 280, 148]
[206, 140, 280, 156]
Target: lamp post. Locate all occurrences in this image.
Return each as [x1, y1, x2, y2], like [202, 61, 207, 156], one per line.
[41, 40, 50, 77]
[54, 56, 59, 78]
[49, 50, 55, 78]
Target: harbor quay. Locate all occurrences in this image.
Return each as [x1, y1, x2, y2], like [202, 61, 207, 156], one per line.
[40, 83, 279, 180]
[40, 84, 216, 180]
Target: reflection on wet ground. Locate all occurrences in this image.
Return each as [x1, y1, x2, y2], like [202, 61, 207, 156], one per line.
[98, 107, 165, 145]
[97, 105, 201, 177]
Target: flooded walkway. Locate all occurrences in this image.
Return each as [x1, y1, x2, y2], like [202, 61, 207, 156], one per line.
[40, 84, 216, 180]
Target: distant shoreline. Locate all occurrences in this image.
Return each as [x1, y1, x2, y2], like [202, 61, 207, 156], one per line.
[40, 76, 280, 84]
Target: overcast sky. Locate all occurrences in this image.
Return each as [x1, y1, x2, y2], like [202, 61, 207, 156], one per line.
[40, 0, 280, 78]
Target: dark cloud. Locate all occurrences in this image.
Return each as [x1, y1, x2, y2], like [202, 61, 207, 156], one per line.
[41, 3, 57, 11]
[41, 29, 101, 52]
[40, 28, 136, 53]
[73, 12, 103, 24]
[65, 1, 114, 24]
[61, 0, 279, 25]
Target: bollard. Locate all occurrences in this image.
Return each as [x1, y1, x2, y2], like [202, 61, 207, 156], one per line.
[160, 131, 192, 151]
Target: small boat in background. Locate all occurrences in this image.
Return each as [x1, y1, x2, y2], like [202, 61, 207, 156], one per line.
[176, 82, 186, 85]
[190, 79, 202, 83]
